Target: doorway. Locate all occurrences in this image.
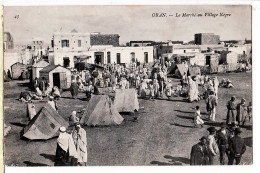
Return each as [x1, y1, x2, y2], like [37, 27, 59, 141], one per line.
[94, 52, 104, 65]
[206, 56, 210, 65]
[144, 52, 148, 63]
[117, 53, 121, 64]
[130, 52, 135, 63]
[53, 73, 60, 88]
[63, 57, 70, 67]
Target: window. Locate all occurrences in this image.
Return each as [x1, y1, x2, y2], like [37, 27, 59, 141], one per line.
[107, 52, 111, 64]
[184, 50, 186, 53]
[117, 53, 121, 64]
[78, 40, 81, 47]
[61, 40, 69, 47]
[144, 52, 148, 63]
[243, 51, 246, 55]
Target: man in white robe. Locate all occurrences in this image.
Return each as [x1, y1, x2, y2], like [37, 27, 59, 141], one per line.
[55, 127, 79, 166]
[73, 123, 88, 166]
[188, 76, 199, 102]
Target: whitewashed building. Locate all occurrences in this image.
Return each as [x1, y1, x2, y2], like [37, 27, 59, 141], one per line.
[50, 31, 154, 67]
[228, 46, 247, 55]
[51, 32, 91, 68]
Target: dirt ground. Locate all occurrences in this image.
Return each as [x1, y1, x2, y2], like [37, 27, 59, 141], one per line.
[4, 72, 253, 166]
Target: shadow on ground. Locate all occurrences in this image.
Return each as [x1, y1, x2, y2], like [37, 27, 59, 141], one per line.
[40, 153, 56, 162]
[164, 155, 190, 165]
[10, 122, 27, 127]
[150, 155, 189, 166]
[23, 161, 49, 166]
[150, 161, 173, 166]
[244, 137, 252, 147]
[175, 110, 208, 115]
[204, 121, 223, 127]
[77, 98, 90, 101]
[241, 125, 252, 131]
[61, 96, 75, 100]
[176, 115, 208, 121]
[170, 123, 194, 128]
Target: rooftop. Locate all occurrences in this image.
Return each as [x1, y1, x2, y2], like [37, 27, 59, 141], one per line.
[40, 65, 60, 73]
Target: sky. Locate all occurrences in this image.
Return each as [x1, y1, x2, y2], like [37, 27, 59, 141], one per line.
[4, 5, 252, 45]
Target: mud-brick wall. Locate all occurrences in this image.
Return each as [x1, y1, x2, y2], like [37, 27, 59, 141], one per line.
[90, 34, 120, 46]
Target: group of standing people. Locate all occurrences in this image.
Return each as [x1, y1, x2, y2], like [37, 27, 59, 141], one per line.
[190, 125, 246, 165]
[189, 73, 251, 165]
[55, 122, 88, 166]
[226, 96, 252, 126]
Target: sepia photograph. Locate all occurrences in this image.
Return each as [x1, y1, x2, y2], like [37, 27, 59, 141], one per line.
[3, 5, 252, 167]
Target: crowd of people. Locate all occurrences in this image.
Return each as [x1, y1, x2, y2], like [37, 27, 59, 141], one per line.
[16, 60, 252, 166]
[68, 62, 178, 100]
[189, 76, 251, 165]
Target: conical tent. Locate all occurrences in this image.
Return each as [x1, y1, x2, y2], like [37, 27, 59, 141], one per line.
[23, 103, 69, 140]
[175, 64, 188, 78]
[80, 95, 124, 126]
[114, 89, 139, 113]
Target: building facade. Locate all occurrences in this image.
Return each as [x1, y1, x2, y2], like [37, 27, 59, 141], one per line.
[51, 32, 91, 68]
[4, 32, 14, 51]
[50, 32, 153, 68]
[31, 38, 48, 57]
[194, 33, 220, 45]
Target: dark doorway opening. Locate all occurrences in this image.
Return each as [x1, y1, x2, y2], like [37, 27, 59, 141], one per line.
[131, 52, 135, 63]
[53, 73, 60, 88]
[94, 52, 104, 65]
[206, 56, 210, 65]
[117, 53, 121, 64]
[144, 52, 148, 63]
[63, 57, 70, 68]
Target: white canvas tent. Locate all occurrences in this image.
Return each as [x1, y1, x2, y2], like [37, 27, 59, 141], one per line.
[114, 89, 139, 112]
[80, 95, 124, 126]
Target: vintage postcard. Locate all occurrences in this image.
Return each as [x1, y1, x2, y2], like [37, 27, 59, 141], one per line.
[3, 5, 252, 167]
